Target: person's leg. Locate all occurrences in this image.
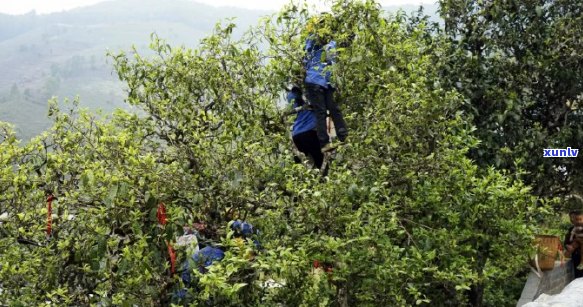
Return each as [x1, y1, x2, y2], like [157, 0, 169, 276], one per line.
[577, 240, 583, 270]
[290, 131, 303, 164]
[571, 248, 583, 278]
[304, 83, 329, 147]
[571, 250, 583, 278]
[292, 135, 308, 161]
[324, 88, 348, 142]
[303, 130, 324, 169]
[293, 130, 324, 169]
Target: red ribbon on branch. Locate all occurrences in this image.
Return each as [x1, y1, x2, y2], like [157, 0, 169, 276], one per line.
[46, 194, 54, 236]
[158, 202, 174, 274]
[166, 240, 176, 274]
[157, 202, 167, 226]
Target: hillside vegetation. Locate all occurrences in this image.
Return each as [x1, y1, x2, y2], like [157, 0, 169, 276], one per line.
[0, 0, 582, 306]
[0, 0, 265, 140]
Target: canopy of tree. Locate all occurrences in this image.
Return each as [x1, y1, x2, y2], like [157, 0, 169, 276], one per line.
[0, 0, 581, 306]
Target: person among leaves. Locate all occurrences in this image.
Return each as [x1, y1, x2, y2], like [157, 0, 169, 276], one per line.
[564, 210, 583, 277]
[174, 225, 224, 301]
[230, 219, 261, 252]
[303, 13, 348, 153]
[286, 85, 324, 169]
[174, 220, 260, 301]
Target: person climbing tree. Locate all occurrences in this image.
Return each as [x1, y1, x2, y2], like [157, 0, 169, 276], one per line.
[303, 13, 348, 153]
[286, 85, 324, 169]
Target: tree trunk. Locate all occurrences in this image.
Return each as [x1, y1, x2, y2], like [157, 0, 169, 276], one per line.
[469, 283, 484, 307]
[469, 243, 488, 307]
[336, 280, 349, 307]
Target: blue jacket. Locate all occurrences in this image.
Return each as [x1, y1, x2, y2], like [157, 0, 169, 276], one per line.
[176, 246, 224, 300]
[304, 37, 337, 89]
[287, 91, 316, 137]
[231, 220, 254, 237]
[181, 246, 224, 283]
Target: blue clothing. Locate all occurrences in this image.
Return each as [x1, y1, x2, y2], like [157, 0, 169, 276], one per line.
[231, 220, 261, 249]
[193, 246, 225, 269]
[176, 246, 224, 300]
[231, 220, 254, 237]
[304, 38, 337, 89]
[287, 91, 316, 137]
[181, 246, 225, 284]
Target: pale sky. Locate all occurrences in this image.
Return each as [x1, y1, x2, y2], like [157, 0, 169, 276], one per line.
[0, 0, 435, 15]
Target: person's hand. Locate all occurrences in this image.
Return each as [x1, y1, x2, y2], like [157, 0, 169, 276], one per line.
[564, 244, 575, 258]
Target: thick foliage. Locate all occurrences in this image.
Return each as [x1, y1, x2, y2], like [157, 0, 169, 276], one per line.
[438, 0, 583, 198]
[0, 1, 546, 306]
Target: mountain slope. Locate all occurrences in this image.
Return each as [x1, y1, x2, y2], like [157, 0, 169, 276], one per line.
[0, 0, 267, 140]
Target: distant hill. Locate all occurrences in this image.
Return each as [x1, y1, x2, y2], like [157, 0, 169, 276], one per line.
[0, 0, 438, 141]
[0, 0, 268, 140]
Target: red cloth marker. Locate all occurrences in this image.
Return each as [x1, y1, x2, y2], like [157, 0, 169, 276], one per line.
[166, 240, 176, 274]
[157, 202, 167, 226]
[46, 194, 54, 236]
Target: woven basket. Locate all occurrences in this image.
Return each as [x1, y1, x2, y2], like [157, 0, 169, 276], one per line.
[533, 235, 560, 271]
